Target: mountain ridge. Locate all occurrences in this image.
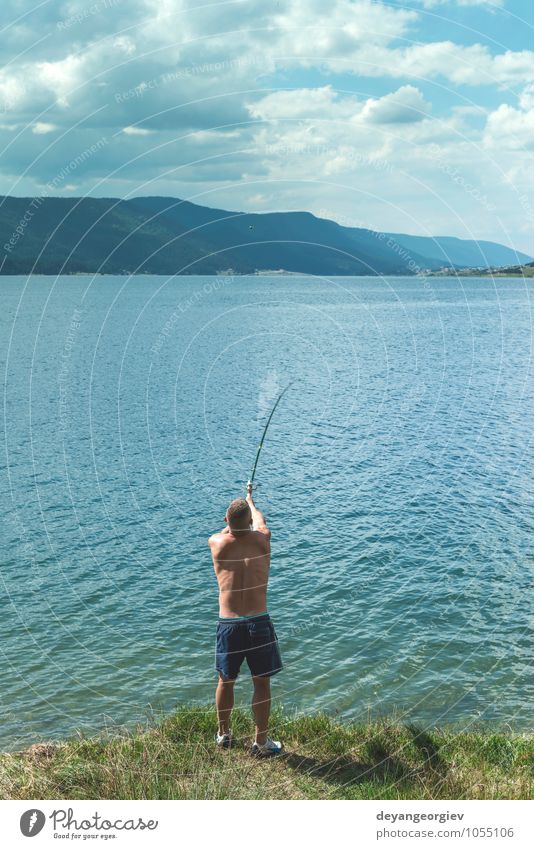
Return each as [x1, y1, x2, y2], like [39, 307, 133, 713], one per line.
[0, 194, 530, 276]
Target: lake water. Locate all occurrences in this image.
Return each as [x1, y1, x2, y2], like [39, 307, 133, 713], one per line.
[1, 274, 532, 750]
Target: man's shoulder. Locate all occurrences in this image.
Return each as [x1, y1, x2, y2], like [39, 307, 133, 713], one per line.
[252, 527, 271, 544]
[208, 532, 227, 548]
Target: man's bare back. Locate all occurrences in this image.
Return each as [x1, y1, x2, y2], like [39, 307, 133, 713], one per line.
[208, 490, 271, 618]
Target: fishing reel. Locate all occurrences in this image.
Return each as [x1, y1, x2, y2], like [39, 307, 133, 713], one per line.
[246, 479, 261, 493]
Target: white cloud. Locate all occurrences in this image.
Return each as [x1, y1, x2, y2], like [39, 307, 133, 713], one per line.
[415, 1, 504, 7]
[0, 75, 25, 110]
[348, 42, 534, 86]
[112, 36, 137, 56]
[32, 122, 57, 134]
[484, 103, 534, 150]
[122, 125, 154, 135]
[37, 55, 86, 105]
[268, 0, 417, 55]
[360, 85, 431, 123]
[249, 85, 431, 126]
[248, 86, 354, 121]
[248, 86, 459, 191]
[518, 83, 534, 110]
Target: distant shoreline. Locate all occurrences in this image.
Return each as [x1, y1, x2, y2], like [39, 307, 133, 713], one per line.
[1, 271, 531, 279]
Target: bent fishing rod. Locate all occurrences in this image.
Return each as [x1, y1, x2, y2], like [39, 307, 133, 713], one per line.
[247, 382, 294, 492]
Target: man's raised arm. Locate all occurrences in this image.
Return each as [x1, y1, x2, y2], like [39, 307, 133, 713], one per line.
[246, 483, 271, 537]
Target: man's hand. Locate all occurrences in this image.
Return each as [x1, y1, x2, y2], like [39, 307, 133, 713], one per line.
[245, 481, 270, 538]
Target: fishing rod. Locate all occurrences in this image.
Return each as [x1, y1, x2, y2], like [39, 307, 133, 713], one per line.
[247, 382, 294, 492]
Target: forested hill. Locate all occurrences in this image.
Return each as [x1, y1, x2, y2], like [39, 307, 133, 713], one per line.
[0, 195, 530, 275]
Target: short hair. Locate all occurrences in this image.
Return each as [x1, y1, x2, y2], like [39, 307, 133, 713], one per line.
[227, 498, 251, 529]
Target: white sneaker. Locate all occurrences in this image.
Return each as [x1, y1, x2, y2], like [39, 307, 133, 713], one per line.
[250, 736, 283, 757]
[215, 731, 232, 749]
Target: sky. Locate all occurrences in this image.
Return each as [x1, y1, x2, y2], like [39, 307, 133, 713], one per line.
[0, 0, 533, 252]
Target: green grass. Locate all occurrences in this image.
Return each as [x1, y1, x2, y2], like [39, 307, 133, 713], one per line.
[1, 706, 532, 800]
[494, 266, 534, 276]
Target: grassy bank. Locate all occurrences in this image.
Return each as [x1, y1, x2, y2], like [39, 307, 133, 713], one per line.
[1, 707, 531, 800]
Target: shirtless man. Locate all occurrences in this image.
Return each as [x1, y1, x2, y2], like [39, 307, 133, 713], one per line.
[208, 483, 283, 756]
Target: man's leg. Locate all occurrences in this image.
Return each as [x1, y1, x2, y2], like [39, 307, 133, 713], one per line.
[216, 675, 235, 735]
[252, 675, 271, 745]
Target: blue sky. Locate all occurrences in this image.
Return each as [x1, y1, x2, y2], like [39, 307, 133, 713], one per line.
[0, 0, 533, 252]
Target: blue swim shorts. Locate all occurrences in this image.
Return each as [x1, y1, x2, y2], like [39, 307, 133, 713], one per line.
[215, 613, 282, 680]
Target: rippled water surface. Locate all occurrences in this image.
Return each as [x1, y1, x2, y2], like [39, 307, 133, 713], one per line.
[1, 274, 533, 749]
